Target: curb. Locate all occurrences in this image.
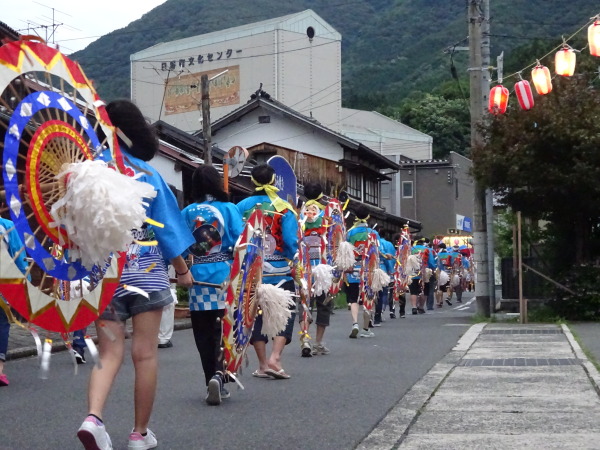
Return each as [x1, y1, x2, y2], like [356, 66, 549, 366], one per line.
[562, 323, 600, 393]
[6, 320, 192, 361]
[355, 322, 487, 450]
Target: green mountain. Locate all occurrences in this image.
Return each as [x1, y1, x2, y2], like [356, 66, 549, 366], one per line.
[72, 0, 600, 109]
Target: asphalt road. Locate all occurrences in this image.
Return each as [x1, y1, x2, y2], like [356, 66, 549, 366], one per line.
[568, 322, 600, 365]
[0, 294, 476, 450]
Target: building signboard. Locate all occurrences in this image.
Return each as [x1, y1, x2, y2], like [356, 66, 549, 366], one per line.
[456, 214, 473, 233]
[164, 65, 240, 115]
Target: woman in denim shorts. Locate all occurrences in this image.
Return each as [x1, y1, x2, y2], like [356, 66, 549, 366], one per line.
[77, 100, 194, 450]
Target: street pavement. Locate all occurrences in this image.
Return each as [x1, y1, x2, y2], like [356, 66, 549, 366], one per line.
[3, 294, 600, 449]
[2, 295, 474, 449]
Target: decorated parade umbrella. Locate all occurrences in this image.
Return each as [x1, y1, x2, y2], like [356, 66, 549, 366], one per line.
[324, 192, 351, 297]
[392, 225, 412, 302]
[359, 231, 381, 311]
[221, 208, 265, 378]
[0, 38, 146, 335]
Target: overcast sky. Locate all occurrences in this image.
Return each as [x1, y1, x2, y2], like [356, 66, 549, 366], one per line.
[2, 0, 166, 54]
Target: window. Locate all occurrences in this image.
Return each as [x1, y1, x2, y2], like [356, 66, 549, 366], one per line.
[346, 171, 361, 199]
[364, 178, 379, 206]
[253, 151, 276, 165]
[402, 181, 413, 198]
[380, 180, 391, 200]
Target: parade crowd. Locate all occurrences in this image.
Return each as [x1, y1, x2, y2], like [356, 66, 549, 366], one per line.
[0, 101, 474, 450]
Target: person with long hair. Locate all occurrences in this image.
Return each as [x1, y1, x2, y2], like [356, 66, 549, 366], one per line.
[180, 164, 243, 405]
[236, 164, 298, 379]
[77, 100, 194, 450]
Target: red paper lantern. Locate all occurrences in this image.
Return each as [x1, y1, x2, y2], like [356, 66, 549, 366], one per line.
[555, 47, 576, 76]
[589, 21, 600, 56]
[531, 65, 552, 95]
[488, 85, 509, 115]
[515, 80, 534, 111]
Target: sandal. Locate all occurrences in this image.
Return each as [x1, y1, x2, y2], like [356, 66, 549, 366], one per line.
[265, 368, 291, 380]
[252, 370, 270, 378]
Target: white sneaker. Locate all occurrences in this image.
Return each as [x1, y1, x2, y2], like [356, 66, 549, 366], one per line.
[359, 330, 375, 338]
[313, 343, 330, 355]
[77, 416, 113, 450]
[128, 428, 157, 450]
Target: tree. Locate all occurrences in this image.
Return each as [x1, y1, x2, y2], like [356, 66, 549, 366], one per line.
[472, 72, 600, 268]
[391, 93, 471, 158]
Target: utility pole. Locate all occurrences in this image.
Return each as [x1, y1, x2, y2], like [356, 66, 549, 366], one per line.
[469, 0, 491, 316]
[200, 74, 212, 166]
[481, 0, 496, 312]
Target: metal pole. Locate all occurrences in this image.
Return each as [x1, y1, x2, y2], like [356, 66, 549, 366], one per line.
[517, 211, 527, 323]
[469, 0, 491, 316]
[201, 74, 212, 166]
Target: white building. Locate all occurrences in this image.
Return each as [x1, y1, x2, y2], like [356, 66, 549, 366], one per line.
[131, 10, 342, 133]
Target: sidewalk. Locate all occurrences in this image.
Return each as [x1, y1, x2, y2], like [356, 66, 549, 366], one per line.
[5, 317, 192, 360]
[358, 323, 600, 449]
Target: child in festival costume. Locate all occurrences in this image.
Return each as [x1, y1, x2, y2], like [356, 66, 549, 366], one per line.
[77, 100, 194, 450]
[345, 204, 381, 338]
[373, 232, 395, 326]
[435, 243, 453, 307]
[448, 245, 469, 304]
[300, 182, 332, 356]
[408, 239, 436, 314]
[236, 164, 298, 380]
[0, 211, 28, 387]
[181, 165, 243, 405]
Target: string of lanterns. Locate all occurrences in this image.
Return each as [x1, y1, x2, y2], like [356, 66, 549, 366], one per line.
[488, 14, 600, 115]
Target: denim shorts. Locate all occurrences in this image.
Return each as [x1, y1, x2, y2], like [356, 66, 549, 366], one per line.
[100, 289, 174, 322]
[251, 311, 296, 345]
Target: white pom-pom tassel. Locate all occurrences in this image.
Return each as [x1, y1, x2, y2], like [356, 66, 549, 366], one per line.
[451, 274, 461, 287]
[312, 264, 334, 296]
[257, 284, 294, 338]
[438, 270, 449, 286]
[371, 268, 391, 293]
[50, 160, 157, 269]
[424, 268, 433, 283]
[336, 241, 355, 271]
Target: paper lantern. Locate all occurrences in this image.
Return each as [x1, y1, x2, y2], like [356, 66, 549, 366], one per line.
[515, 80, 534, 111]
[589, 21, 600, 56]
[488, 85, 509, 115]
[555, 47, 576, 76]
[531, 65, 552, 95]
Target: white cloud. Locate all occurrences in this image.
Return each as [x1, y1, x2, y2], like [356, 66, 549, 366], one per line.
[2, 1, 166, 54]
